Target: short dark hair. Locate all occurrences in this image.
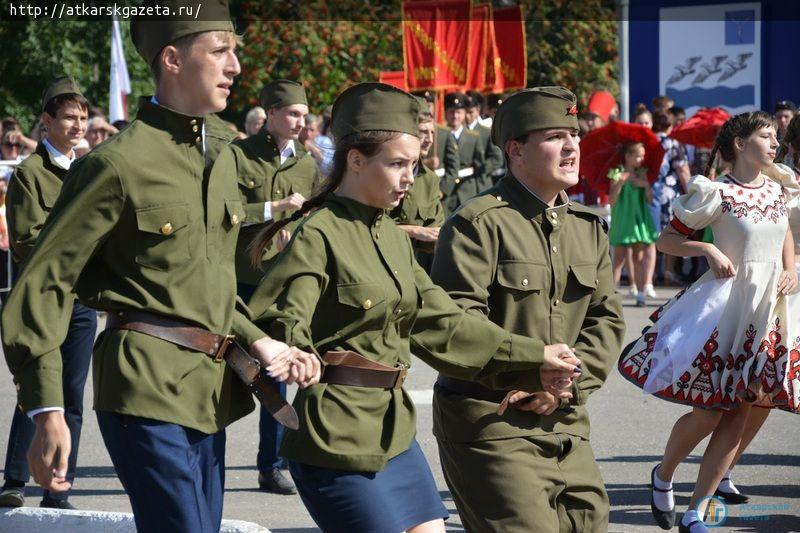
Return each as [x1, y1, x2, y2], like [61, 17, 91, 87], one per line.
[774, 100, 797, 113]
[44, 93, 89, 118]
[668, 106, 685, 117]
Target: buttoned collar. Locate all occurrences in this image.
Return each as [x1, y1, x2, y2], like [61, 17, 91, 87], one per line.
[138, 96, 205, 151]
[328, 194, 384, 226]
[499, 174, 570, 221]
[279, 139, 296, 164]
[41, 137, 74, 170]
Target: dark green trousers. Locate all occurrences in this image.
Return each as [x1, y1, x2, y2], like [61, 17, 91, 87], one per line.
[437, 433, 609, 533]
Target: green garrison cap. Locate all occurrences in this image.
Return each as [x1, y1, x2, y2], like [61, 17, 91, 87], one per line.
[331, 83, 420, 141]
[42, 76, 84, 112]
[260, 80, 308, 109]
[491, 86, 579, 147]
[131, 0, 234, 66]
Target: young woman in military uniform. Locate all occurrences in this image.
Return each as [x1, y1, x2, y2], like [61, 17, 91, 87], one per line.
[246, 83, 582, 533]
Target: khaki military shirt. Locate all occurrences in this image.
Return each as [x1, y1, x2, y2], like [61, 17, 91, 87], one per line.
[247, 194, 547, 472]
[388, 162, 445, 253]
[1, 98, 262, 434]
[6, 142, 66, 268]
[230, 131, 319, 285]
[430, 175, 625, 442]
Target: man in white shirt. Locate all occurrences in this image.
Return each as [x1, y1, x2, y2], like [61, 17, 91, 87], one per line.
[229, 78, 320, 495]
[0, 76, 96, 510]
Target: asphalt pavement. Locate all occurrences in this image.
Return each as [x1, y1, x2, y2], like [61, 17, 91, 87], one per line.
[0, 287, 798, 532]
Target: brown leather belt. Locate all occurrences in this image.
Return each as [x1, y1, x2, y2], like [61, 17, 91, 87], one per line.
[105, 309, 299, 430]
[321, 351, 408, 389]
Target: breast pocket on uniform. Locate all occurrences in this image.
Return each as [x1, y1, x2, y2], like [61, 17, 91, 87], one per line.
[496, 261, 548, 301]
[238, 173, 264, 191]
[134, 203, 191, 271]
[336, 282, 387, 315]
[567, 262, 598, 301]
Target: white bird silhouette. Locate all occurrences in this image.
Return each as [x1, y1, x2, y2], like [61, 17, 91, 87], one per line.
[667, 56, 702, 85]
[718, 53, 753, 82]
[693, 55, 728, 84]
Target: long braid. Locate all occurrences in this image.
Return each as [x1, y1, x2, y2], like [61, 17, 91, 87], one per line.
[704, 143, 720, 177]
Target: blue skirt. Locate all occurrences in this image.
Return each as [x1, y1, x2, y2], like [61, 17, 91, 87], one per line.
[289, 439, 449, 533]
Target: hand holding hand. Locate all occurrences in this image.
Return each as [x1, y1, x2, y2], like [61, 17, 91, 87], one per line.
[496, 391, 560, 416]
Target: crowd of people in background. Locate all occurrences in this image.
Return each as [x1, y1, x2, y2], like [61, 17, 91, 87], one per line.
[2, 88, 797, 304]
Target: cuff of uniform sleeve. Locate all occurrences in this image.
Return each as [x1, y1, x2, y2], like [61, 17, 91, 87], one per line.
[507, 334, 544, 365]
[231, 310, 268, 347]
[477, 334, 545, 392]
[263, 201, 273, 222]
[15, 360, 64, 413]
[244, 202, 267, 224]
[27, 406, 65, 420]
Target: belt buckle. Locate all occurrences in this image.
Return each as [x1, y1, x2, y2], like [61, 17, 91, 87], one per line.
[214, 335, 236, 363]
[393, 363, 408, 389]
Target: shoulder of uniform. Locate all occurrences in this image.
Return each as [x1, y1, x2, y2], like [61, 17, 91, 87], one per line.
[454, 190, 507, 222]
[463, 129, 480, 138]
[567, 201, 609, 232]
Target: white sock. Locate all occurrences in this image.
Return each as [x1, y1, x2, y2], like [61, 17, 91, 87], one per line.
[681, 510, 708, 532]
[718, 469, 739, 494]
[652, 466, 674, 512]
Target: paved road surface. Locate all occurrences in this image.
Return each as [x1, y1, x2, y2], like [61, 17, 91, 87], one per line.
[1, 288, 798, 532]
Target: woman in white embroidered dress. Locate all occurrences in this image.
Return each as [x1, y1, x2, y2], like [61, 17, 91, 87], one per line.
[618, 111, 799, 533]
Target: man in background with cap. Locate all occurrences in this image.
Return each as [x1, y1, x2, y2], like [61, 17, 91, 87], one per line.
[230, 78, 319, 495]
[0, 76, 95, 511]
[1, 3, 318, 531]
[431, 86, 625, 532]
[440, 91, 486, 215]
[414, 90, 460, 202]
[466, 89, 505, 185]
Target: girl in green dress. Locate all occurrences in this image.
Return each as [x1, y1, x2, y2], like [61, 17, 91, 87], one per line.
[609, 141, 660, 306]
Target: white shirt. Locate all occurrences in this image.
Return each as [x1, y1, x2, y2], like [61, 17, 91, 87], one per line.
[42, 138, 74, 170]
[451, 126, 464, 141]
[467, 119, 480, 131]
[278, 140, 296, 166]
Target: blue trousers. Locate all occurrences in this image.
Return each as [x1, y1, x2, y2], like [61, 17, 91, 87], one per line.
[237, 282, 286, 472]
[2, 301, 95, 501]
[97, 411, 226, 533]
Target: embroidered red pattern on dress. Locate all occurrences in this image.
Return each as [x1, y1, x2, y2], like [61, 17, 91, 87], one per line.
[719, 179, 787, 224]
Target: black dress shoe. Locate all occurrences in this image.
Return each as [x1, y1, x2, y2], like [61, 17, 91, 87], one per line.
[649, 464, 676, 530]
[0, 487, 25, 507]
[258, 468, 297, 495]
[40, 497, 76, 510]
[714, 487, 750, 504]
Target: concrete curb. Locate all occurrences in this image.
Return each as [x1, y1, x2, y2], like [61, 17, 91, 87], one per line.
[0, 507, 270, 532]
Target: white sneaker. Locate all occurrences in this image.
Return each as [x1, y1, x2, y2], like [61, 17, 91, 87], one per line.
[644, 284, 657, 298]
[629, 284, 638, 296]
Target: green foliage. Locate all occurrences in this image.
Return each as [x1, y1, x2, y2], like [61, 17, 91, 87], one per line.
[523, 0, 619, 108]
[0, 20, 152, 130]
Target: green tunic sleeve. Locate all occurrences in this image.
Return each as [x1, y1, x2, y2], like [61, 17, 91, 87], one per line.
[410, 241, 544, 392]
[248, 222, 327, 357]
[2, 153, 125, 411]
[569, 224, 626, 405]
[6, 166, 48, 264]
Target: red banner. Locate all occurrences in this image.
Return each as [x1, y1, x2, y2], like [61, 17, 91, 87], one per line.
[465, 4, 490, 91]
[488, 6, 526, 92]
[402, 0, 471, 90]
[379, 71, 408, 91]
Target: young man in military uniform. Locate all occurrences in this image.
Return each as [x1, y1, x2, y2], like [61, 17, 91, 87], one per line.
[440, 91, 487, 215]
[430, 87, 626, 533]
[466, 90, 505, 185]
[1, 3, 318, 531]
[0, 77, 96, 511]
[229, 79, 319, 495]
[389, 98, 445, 271]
